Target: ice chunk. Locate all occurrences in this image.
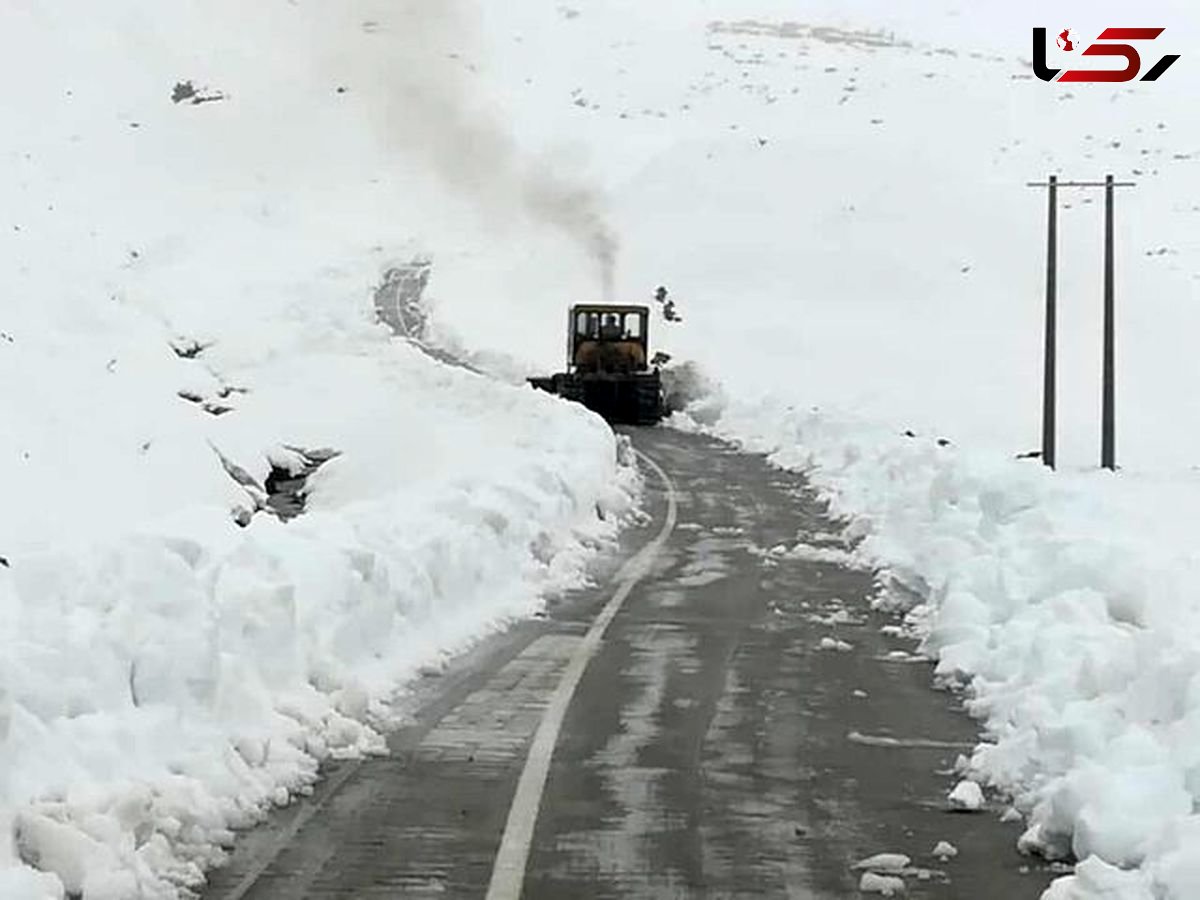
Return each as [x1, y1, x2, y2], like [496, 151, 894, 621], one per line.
[948, 780, 984, 811]
[859, 871, 906, 895]
[932, 840, 958, 860]
[818, 637, 854, 652]
[853, 852, 911, 871]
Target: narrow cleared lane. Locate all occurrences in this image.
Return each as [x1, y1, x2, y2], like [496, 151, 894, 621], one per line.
[203, 429, 1053, 899]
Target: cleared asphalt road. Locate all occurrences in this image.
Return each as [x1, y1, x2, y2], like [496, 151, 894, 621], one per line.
[203, 428, 1055, 898]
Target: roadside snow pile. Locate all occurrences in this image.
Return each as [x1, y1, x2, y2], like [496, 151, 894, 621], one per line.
[679, 394, 1200, 898]
[1, 345, 632, 898]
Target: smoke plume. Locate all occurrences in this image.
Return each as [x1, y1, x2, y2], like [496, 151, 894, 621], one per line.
[330, 1, 618, 298]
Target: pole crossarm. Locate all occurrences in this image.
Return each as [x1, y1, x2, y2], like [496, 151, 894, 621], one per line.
[1026, 180, 1136, 187]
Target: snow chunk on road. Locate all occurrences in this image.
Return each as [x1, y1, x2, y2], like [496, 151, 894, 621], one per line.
[859, 871, 906, 895]
[932, 840, 958, 860]
[853, 853, 911, 872]
[780, 541, 866, 568]
[818, 637, 854, 652]
[948, 780, 985, 811]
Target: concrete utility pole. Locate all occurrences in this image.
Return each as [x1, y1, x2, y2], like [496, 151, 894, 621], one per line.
[1042, 175, 1058, 469]
[1026, 174, 1133, 471]
[1102, 174, 1117, 471]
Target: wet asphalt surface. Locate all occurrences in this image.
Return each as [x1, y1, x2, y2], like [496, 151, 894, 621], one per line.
[202, 428, 1055, 899]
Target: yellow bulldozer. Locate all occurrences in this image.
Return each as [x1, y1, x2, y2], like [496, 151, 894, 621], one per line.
[528, 304, 664, 425]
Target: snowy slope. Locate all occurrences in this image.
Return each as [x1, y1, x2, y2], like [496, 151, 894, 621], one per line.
[462, 0, 1200, 472]
[1, 3, 637, 897]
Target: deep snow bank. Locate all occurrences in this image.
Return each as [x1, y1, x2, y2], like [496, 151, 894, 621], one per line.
[1, 323, 635, 900]
[680, 391, 1200, 899]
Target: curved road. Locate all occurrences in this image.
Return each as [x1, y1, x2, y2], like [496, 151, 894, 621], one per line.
[203, 429, 1054, 898]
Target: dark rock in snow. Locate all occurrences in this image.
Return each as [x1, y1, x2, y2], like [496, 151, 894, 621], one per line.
[265, 447, 342, 521]
[171, 80, 227, 105]
[170, 337, 211, 359]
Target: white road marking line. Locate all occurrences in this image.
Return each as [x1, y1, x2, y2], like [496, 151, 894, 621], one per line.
[846, 730, 975, 750]
[485, 448, 678, 900]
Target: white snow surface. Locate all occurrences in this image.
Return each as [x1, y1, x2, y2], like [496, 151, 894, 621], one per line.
[0, 2, 638, 896]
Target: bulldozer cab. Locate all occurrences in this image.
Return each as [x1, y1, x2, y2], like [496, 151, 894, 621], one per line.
[569, 305, 650, 375]
[528, 302, 663, 425]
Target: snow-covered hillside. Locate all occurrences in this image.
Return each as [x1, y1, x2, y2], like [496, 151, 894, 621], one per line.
[460, 0, 1200, 472]
[1, 3, 637, 897]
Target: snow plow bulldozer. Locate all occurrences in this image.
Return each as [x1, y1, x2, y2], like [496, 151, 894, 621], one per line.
[528, 304, 664, 425]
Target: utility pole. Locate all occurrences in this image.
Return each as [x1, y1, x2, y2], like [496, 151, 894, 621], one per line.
[1042, 175, 1058, 469]
[1026, 174, 1133, 471]
[1101, 174, 1117, 471]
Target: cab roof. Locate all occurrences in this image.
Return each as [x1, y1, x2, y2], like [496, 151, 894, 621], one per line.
[570, 304, 650, 315]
